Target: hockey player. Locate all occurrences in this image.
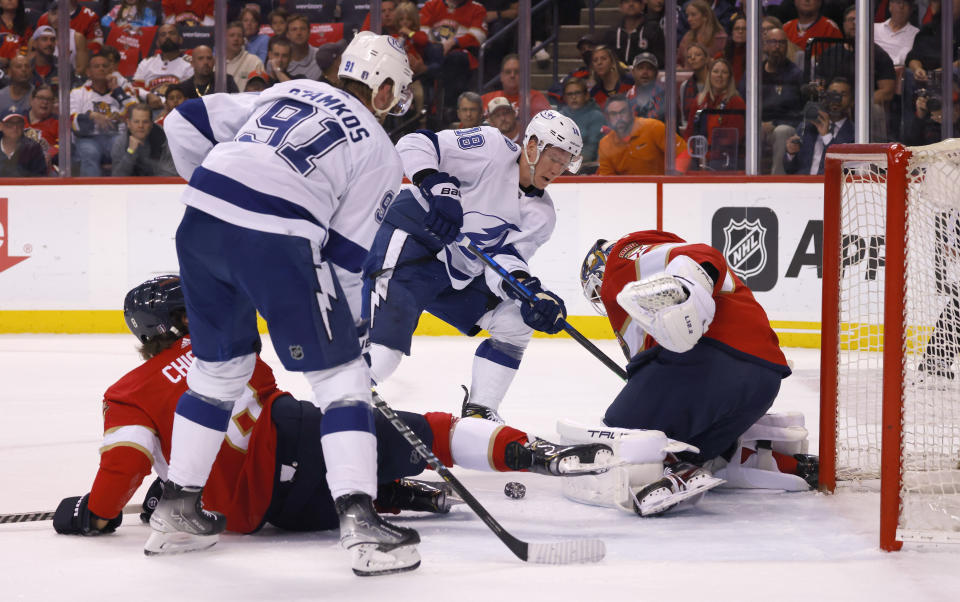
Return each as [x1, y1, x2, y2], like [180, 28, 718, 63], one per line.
[363, 111, 584, 423]
[52, 276, 611, 559]
[574, 231, 811, 514]
[154, 32, 421, 573]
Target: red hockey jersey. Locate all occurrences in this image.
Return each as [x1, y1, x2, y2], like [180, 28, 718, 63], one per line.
[88, 337, 284, 533]
[38, 7, 103, 54]
[599, 230, 788, 369]
[418, 0, 486, 68]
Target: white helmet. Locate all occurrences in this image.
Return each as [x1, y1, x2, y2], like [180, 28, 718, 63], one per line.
[338, 32, 414, 117]
[523, 109, 584, 174]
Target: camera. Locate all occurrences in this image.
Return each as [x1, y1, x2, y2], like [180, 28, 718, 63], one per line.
[802, 89, 843, 123]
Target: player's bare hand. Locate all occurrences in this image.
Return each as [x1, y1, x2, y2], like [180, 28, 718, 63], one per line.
[786, 135, 802, 155]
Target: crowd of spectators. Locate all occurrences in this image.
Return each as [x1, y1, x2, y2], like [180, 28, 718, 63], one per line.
[0, 0, 957, 178]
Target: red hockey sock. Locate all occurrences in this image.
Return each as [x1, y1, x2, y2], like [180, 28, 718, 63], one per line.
[740, 447, 799, 473]
[423, 412, 456, 467]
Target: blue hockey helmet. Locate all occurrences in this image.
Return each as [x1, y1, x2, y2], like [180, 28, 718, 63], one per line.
[123, 275, 187, 342]
[580, 239, 615, 315]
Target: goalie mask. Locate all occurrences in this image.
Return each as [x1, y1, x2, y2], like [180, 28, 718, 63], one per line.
[338, 32, 414, 117]
[124, 275, 186, 343]
[580, 239, 615, 315]
[523, 110, 584, 175]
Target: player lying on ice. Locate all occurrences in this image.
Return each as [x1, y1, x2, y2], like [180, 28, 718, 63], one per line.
[51, 276, 612, 566]
[564, 230, 819, 517]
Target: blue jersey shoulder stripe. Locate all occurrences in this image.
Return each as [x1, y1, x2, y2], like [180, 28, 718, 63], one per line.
[324, 229, 368, 273]
[413, 129, 441, 161]
[175, 99, 217, 146]
[189, 166, 324, 228]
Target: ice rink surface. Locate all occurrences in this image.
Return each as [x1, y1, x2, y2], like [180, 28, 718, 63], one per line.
[1, 334, 958, 602]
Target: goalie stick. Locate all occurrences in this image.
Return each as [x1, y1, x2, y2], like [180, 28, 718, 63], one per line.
[462, 239, 628, 381]
[372, 391, 606, 564]
[0, 503, 141, 524]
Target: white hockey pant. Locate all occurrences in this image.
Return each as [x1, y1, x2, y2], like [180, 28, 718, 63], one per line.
[469, 301, 533, 410]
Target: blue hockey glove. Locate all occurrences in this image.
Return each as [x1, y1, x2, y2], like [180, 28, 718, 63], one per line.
[53, 493, 122, 535]
[419, 171, 463, 245]
[506, 276, 567, 334]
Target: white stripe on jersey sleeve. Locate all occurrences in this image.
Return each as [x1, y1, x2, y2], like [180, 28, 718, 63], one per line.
[100, 425, 169, 481]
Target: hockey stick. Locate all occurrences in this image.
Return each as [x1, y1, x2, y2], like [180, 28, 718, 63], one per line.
[462, 239, 628, 380]
[372, 391, 606, 564]
[0, 503, 141, 524]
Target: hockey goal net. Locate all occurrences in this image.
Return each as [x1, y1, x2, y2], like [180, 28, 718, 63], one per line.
[820, 141, 960, 551]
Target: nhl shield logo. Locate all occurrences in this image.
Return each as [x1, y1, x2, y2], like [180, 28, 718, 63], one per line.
[722, 218, 767, 279]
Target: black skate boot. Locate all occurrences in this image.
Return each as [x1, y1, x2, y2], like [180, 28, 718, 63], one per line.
[335, 493, 421, 576]
[505, 438, 613, 476]
[375, 478, 460, 514]
[793, 453, 820, 490]
[460, 385, 504, 423]
[144, 481, 226, 556]
[632, 462, 722, 517]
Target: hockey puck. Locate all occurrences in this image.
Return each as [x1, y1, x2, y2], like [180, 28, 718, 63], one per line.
[504, 481, 526, 499]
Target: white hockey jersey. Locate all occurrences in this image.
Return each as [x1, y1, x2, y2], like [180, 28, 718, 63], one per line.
[163, 79, 404, 318]
[395, 126, 555, 298]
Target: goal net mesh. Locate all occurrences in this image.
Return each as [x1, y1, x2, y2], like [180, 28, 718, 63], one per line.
[835, 140, 960, 541]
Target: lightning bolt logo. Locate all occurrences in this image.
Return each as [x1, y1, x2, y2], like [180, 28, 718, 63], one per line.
[314, 262, 338, 341]
[370, 274, 387, 328]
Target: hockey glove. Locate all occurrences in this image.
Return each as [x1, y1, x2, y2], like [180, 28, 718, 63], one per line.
[52, 494, 122, 535]
[506, 276, 567, 334]
[139, 477, 164, 523]
[419, 171, 463, 245]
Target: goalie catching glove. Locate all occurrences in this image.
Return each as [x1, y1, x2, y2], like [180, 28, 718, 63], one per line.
[504, 275, 567, 334]
[417, 170, 463, 245]
[616, 256, 716, 353]
[53, 493, 122, 535]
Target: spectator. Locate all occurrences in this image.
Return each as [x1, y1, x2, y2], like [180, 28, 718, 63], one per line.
[155, 82, 184, 125]
[132, 23, 194, 109]
[906, 0, 960, 83]
[0, 55, 32, 118]
[225, 20, 263, 92]
[162, 0, 214, 26]
[819, 6, 896, 108]
[480, 1, 517, 77]
[315, 39, 347, 86]
[266, 7, 288, 38]
[419, 0, 487, 116]
[784, 76, 854, 175]
[262, 36, 298, 86]
[240, 6, 268, 62]
[677, 0, 727, 68]
[454, 90, 482, 128]
[681, 0, 738, 35]
[678, 43, 709, 132]
[548, 34, 597, 105]
[907, 85, 960, 145]
[0, 0, 33, 59]
[96, 45, 132, 92]
[285, 13, 320, 81]
[38, 0, 104, 55]
[601, 0, 665, 69]
[783, 0, 841, 59]
[243, 69, 268, 92]
[394, 1, 433, 118]
[599, 94, 686, 176]
[111, 103, 176, 176]
[721, 14, 747, 88]
[25, 84, 58, 165]
[70, 52, 135, 176]
[101, 0, 158, 29]
[762, 15, 804, 67]
[684, 58, 745, 169]
[485, 95, 521, 143]
[874, 0, 920, 66]
[481, 54, 552, 118]
[626, 51, 666, 121]
[588, 45, 633, 109]
[180, 45, 238, 99]
[29, 23, 89, 86]
[362, 0, 400, 34]
[558, 76, 604, 170]
[0, 113, 46, 176]
[761, 27, 804, 174]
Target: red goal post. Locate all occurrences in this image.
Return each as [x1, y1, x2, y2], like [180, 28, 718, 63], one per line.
[820, 141, 960, 551]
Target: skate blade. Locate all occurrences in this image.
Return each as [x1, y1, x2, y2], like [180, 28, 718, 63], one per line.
[350, 543, 421, 576]
[636, 476, 725, 517]
[144, 530, 219, 556]
[557, 449, 618, 477]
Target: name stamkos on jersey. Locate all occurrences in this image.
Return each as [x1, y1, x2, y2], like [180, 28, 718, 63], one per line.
[286, 86, 371, 142]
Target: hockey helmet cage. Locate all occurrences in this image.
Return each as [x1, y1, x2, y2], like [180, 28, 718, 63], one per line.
[338, 31, 414, 117]
[580, 239, 615, 315]
[523, 110, 584, 174]
[124, 275, 186, 343]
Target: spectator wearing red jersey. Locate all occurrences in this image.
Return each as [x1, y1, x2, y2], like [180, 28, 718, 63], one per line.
[588, 45, 633, 109]
[419, 0, 487, 114]
[28, 25, 90, 89]
[38, 0, 104, 55]
[783, 0, 841, 58]
[25, 84, 58, 165]
[161, 0, 213, 26]
[480, 54, 552, 119]
[0, 0, 32, 61]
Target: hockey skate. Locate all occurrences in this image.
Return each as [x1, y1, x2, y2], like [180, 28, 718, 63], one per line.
[913, 360, 956, 389]
[336, 493, 421, 576]
[375, 478, 462, 514]
[144, 481, 226, 556]
[506, 438, 614, 476]
[631, 462, 725, 517]
[460, 386, 505, 424]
